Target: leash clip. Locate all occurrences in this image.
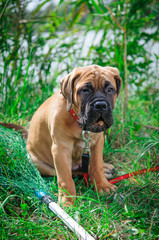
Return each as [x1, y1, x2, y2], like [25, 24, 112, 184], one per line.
[82, 131, 91, 156]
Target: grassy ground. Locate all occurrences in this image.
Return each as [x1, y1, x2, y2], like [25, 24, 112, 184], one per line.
[0, 93, 159, 239]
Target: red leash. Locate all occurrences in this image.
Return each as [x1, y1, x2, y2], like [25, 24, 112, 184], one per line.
[83, 166, 159, 187]
[109, 166, 159, 185]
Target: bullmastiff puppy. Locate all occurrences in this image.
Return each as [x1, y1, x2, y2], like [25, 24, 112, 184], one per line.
[26, 64, 121, 205]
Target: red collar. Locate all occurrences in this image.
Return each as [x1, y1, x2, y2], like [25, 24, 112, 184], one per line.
[69, 108, 79, 123]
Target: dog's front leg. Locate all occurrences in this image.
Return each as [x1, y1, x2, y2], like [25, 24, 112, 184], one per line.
[89, 135, 117, 193]
[51, 144, 76, 206]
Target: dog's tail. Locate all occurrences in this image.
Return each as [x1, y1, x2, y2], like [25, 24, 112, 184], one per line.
[0, 122, 28, 141]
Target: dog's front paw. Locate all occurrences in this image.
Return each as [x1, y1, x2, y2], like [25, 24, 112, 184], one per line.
[95, 180, 117, 193]
[58, 188, 76, 207]
[103, 163, 115, 179]
[59, 195, 76, 207]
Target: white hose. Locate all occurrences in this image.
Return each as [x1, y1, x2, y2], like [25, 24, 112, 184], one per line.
[48, 201, 95, 240]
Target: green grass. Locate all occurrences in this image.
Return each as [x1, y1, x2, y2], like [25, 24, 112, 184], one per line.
[0, 95, 159, 239]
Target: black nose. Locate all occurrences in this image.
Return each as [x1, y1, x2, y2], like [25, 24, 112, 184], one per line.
[94, 101, 108, 111]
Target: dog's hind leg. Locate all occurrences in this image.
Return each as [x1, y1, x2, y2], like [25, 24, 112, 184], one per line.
[103, 163, 115, 180]
[29, 154, 56, 177]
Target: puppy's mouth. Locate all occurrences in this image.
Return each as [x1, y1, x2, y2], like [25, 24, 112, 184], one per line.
[94, 117, 105, 127]
[79, 116, 112, 133]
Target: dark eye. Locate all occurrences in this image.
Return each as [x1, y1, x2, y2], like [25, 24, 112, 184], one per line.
[82, 88, 90, 93]
[81, 85, 94, 94]
[106, 86, 114, 94]
[78, 84, 94, 95]
[77, 87, 90, 95]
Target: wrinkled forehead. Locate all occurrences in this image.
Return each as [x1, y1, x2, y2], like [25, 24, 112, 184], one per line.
[75, 66, 117, 90]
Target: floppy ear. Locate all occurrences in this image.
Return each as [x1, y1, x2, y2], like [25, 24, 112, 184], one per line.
[114, 74, 122, 96]
[60, 70, 81, 111]
[105, 67, 122, 96]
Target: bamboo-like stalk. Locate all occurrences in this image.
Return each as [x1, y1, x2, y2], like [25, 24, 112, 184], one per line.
[106, 6, 125, 32]
[124, 30, 128, 113]
[0, 0, 10, 19]
[106, 4, 128, 115]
